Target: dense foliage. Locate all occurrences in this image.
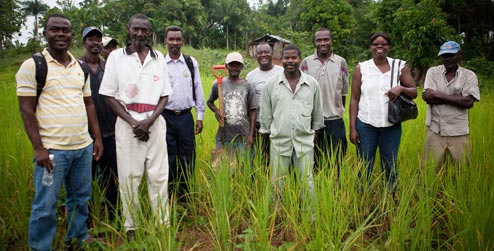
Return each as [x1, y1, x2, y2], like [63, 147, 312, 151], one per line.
[3, 0, 494, 80]
[0, 0, 25, 51]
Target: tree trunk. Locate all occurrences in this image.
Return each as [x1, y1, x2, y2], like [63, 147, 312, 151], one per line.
[226, 26, 229, 51]
[233, 31, 236, 51]
[34, 15, 39, 41]
[411, 66, 427, 87]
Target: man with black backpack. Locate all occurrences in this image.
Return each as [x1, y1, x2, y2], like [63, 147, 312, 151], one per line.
[16, 14, 103, 250]
[80, 26, 119, 222]
[162, 26, 206, 204]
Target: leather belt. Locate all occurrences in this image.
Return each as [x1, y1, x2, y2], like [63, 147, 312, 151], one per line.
[164, 108, 191, 115]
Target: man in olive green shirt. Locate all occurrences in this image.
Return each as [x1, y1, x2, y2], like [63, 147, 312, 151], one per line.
[259, 44, 324, 200]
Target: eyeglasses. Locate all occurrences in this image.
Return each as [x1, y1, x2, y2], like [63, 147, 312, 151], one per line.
[371, 43, 389, 47]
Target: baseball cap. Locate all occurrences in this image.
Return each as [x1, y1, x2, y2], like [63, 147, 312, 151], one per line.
[82, 26, 102, 39]
[225, 52, 244, 64]
[438, 41, 460, 56]
[102, 36, 118, 47]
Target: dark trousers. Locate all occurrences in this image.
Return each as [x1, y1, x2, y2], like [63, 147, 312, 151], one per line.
[91, 135, 118, 221]
[163, 109, 196, 203]
[356, 118, 401, 191]
[255, 122, 270, 166]
[315, 118, 348, 174]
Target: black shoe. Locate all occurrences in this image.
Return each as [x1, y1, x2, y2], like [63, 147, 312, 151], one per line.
[126, 230, 135, 242]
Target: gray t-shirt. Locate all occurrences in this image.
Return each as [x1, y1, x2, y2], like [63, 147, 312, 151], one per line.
[208, 78, 257, 142]
[246, 65, 284, 122]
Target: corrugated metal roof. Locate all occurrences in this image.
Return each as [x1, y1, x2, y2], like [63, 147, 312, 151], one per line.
[251, 34, 291, 44]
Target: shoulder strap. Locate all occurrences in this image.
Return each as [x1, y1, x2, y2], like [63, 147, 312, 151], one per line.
[32, 53, 89, 105]
[390, 59, 395, 88]
[32, 52, 47, 105]
[396, 60, 402, 86]
[183, 54, 196, 101]
[77, 59, 89, 83]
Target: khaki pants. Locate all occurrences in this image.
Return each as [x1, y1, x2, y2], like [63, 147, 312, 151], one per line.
[423, 129, 470, 167]
[116, 117, 170, 231]
[270, 148, 315, 201]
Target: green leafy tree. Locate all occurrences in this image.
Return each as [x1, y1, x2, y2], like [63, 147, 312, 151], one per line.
[20, 0, 50, 40]
[99, 0, 157, 45]
[202, 0, 251, 50]
[283, 0, 306, 32]
[248, 0, 289, 40]
[375, 0, 453, 83]
[440, 0, 494, 60]
[347, 0, 378, 63]
[182, 0, 207, 47]
[296, 0, 356, 58]
[0, 0, 24, 51]
[153, 0, 184, 43]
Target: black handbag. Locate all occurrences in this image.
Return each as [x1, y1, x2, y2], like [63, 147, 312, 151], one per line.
[388, 59, 418, 123]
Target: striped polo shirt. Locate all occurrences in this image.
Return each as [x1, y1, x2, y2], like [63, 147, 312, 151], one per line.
[16, 49, 93, 150]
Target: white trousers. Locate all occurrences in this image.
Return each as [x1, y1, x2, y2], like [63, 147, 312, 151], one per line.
[115, 117, 169, 230]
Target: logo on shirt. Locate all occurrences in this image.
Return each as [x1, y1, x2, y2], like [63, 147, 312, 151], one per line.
[154, 74, 161, 82]
[125, 83, 138, 98]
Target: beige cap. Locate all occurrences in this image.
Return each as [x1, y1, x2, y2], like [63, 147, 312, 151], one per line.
[225, 52, 244, 64]
[102, 36, 117, 47]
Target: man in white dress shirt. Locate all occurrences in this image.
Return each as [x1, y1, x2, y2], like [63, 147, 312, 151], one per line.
[161, 26, 206, 204]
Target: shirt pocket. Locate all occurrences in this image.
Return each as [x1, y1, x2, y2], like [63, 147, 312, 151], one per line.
[301, 101, 312, 117]
[452, 86, 463, 96]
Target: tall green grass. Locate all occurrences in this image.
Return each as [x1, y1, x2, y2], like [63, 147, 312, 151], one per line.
[1, 49, 493, 250]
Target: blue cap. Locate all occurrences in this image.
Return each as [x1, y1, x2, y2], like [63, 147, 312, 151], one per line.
[438, 41, 460, 56]
[82, 26, 102, 39]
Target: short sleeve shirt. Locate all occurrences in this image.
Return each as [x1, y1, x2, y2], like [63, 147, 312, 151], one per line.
[300, 53, 349, 120]
[207, 78, 257, 142]
[424, 65, 480, 136]
[99, 46, 172, 121]
[246, 65, 284, 122]
[16, 49, 93, 150]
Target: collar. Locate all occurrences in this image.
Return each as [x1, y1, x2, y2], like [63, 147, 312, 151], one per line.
[277, 70, 312, 87]
[440, 64, 460, 75]
[81, 55, 104, 65]
[165, 53, 184, 63]
[42, 48, 77, 66]
[124, 44, 157, 58]
[315, 52, 334, 63]
[80, 55, 105, 71]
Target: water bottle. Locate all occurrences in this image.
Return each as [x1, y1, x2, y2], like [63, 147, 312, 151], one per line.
[42, 154, 55, 187]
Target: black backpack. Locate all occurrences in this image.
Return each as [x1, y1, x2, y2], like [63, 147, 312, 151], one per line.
[182, 54, 197, 101]
[32, 52, 89, 105]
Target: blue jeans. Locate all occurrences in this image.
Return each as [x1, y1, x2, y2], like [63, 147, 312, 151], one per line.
[356, 119, 401, 191]
[29, 144, 93, 251]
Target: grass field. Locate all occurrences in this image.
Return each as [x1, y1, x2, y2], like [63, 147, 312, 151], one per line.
[0, 47, 493, 250]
